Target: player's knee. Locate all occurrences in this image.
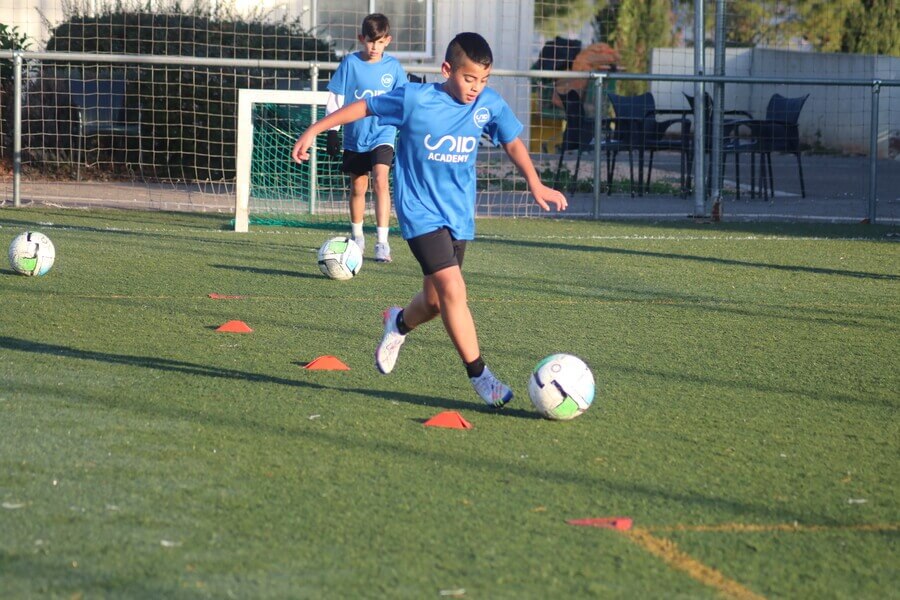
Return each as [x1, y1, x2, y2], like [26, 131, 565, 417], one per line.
[437, 276, 467, 307]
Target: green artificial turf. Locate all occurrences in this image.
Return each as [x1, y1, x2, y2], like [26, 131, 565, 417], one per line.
[1, 208, 898, 598]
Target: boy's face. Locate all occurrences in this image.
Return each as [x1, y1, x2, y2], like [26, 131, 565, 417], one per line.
[359, 34, 391, 61]
[441, 55, 492, 104]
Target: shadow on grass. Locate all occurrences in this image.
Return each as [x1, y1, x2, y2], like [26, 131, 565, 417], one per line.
[8, 354, 845, 528]
[480, 237, 899, 281]
[0, 335, 534, 418]
[211, 264, 321, 279]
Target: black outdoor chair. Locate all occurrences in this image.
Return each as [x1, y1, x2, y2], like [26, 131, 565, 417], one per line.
[754, 93, 809, 198]
[554, 90, 596, 193]
[683, 92, 756, 199]
[725, 93, 810, 199]
[70, 71, 140, 180]
[606, 92, 689, 197]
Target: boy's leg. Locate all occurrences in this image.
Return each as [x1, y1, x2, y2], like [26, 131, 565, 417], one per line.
[421, 266, 479, 362]
[371, 163, 392, 231]
[371, 153, 393, 262]
[426, 267, 511, 406]
[348, 172, 369, 252]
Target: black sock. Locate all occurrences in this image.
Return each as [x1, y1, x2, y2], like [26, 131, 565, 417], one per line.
[395, 309, 411, 335]
[465, 356, 485, 379]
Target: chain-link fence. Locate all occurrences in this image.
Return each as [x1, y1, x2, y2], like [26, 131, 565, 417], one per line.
[2, 0, 898, 223]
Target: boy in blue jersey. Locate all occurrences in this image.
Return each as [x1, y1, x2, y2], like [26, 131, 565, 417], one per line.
[326, 13, 406, 262]
[293, 32, 567, 407]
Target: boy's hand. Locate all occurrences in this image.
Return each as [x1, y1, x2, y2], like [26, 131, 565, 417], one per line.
[326, 130, 342, 157]
[532, 183, 568, 212]
[291, 132, 316, 163]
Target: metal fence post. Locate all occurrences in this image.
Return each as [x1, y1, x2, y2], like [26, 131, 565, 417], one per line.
[13, 51, 23, 207]
[692, 0, 706, 217]
[710, 0, 726, 218]
[593, 74, 604, 219]
[868, 80, 880, 224]
[310, 63, 320, 216]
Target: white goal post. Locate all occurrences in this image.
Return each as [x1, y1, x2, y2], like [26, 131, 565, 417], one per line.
[234, 89, 330, 232]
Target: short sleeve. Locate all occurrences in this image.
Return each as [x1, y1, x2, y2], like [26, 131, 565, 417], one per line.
[366, 86, 407, 128]
[483, 99, 524, 146]
[327, 57, 348, 95]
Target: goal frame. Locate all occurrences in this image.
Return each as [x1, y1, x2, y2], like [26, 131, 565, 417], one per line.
[234, 89, 330, 233]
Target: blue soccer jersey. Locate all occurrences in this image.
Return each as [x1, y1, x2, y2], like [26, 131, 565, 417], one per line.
[367, 83, 523, 240]
[327, 53, 406, 152]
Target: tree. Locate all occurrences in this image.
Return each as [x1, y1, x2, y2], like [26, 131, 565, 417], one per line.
[797, 0, 899, 56]
[597, 0, 674, 93]
[535, 0, 602, 36]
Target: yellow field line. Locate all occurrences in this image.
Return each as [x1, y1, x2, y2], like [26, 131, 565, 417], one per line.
[622, 527, 766, 600]
[649, 522, 900, 534]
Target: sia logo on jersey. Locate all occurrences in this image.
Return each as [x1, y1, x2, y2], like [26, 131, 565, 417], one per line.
[473, 107, 490, 127]
[423, 107, 491, 163]
[355, 89, 388, 99]
[423, 134, 478, 163]
[354, 74, 396, 100]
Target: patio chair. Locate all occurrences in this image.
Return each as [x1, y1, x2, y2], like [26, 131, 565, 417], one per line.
[683, 92, 756, 199]
[607, 92, 689, 197]
[70, 71, 140, 179]
[554, 90, 596, 193]
[724, 94, 810, 199]
[754, 93, 809, 198]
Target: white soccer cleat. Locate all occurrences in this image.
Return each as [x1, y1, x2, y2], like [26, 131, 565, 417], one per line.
[352, 235, 365, 254]
[375, 306, 406, 374]
[374, 242, 392, 263]
[470, 366, 513, 408]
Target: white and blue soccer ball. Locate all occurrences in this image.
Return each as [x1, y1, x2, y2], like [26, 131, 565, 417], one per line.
[528, 353, 595, 420]
[317, 236, 362, 280]
[9, 231, 56, 276]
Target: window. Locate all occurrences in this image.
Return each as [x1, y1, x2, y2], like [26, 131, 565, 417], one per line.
[315, 0, 433, 59]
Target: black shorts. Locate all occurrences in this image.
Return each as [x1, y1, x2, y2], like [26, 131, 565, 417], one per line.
[341, 145, 395, 175]
[407, 227, 467, 276]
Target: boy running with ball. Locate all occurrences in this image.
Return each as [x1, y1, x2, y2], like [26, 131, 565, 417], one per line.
[293, 32, 567, 406]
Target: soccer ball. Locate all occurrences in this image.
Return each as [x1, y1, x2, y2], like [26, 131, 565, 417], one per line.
[9, 231, 56, 276]
[317, 236, 362, 280]
[528, 354, 595, 420]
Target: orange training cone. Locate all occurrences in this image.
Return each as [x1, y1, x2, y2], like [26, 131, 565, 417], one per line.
[423, 411, 473, 430]
[566, 517, 633, 531]
[303, 355, 350, 371]
[216, 320, 253, 333]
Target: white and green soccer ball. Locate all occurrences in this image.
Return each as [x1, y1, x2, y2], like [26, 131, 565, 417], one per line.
[9, 231, 56, 276]
[528, 353, 595, 420]
[317, 236, 362, 280]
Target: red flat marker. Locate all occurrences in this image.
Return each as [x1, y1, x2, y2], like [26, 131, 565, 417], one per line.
[303, 355, 350, 371]
[567, 517, 633, 531]
[215, 320, 253, 333]
[423, 411, 473, 430]
[208, 293, 247, 300]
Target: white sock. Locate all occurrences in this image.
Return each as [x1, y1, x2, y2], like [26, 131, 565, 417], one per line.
[351, 221, 364, 239]
[376, 226, 389, 245]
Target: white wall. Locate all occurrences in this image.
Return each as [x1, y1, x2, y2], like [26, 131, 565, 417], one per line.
[3, 0, 536, 142]
[433, 0, 535, 142]
[1, 0, 65, 48]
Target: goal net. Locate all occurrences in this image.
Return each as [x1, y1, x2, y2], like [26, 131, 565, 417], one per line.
[235, 89, 350, 232]
[234, 87, 553, 232]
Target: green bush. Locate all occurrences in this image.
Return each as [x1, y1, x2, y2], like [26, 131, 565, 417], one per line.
[23, 5, 336, 181]
[1, 24, 31, 160]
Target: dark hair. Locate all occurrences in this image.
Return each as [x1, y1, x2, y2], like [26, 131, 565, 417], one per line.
[361, 13, 391, 40]
[445, 32, 493, 68]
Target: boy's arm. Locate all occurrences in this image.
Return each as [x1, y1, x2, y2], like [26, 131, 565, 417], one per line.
[502, 138, 568, 212]
[292, 99, 370, 163]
